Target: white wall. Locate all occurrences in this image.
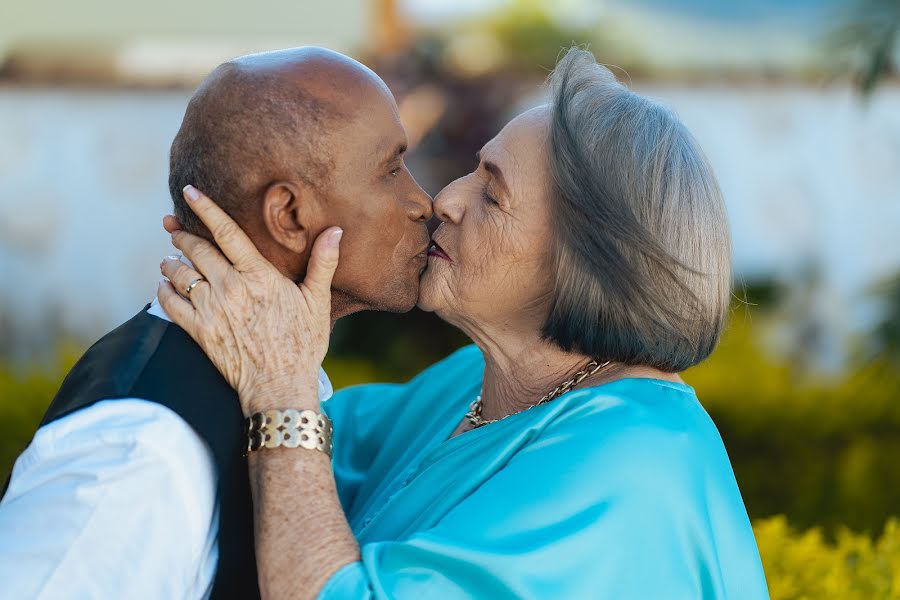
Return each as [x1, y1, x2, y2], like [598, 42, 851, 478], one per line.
[1, 83, 898, 362]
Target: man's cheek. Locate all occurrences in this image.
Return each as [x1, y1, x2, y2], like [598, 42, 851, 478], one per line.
[346, 237, 387, 276]
[332, 238, 365, 277]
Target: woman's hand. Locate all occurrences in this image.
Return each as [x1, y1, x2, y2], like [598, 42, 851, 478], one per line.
[158, 185, 343, 415]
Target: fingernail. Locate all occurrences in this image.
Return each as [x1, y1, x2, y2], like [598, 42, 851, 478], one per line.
[165, 255, 181, 261]
[328, 228, 343, 248]
[183, 185, 200, 202]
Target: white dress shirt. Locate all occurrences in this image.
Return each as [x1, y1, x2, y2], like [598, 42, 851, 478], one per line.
[0, 295, 333, 599]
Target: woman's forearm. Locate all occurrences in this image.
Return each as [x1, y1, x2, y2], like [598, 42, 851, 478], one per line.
[246, 385, 361, 600]
[154, 187, 356, 597]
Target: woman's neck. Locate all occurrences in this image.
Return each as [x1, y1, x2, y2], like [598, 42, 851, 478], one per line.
[470, 327, 684, 422]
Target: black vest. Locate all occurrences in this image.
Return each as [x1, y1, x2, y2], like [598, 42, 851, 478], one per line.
[36, 305, 260, 599]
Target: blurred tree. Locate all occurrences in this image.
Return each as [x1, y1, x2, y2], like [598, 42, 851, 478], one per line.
[481, 1, 606, 72]
[832, 0, 900, 95]
[867, 272, 900, 366]
[737, 277, 785, 308]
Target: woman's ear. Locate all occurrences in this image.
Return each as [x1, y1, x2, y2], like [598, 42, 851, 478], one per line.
[261, 181, 314, 256]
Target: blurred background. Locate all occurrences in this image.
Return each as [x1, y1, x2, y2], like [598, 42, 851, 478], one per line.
[1, 0, 899, 596]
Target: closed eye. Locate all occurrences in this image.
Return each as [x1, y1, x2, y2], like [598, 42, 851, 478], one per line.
[482, 188, 498, 205]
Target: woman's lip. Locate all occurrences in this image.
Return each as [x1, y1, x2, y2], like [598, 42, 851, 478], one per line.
[427, 242, 451, 262]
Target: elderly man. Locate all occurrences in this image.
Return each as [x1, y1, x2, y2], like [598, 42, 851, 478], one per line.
[0, 47, 432, 599]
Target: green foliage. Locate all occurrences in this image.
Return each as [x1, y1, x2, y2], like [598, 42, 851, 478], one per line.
[830, 0, 900, 96]
[0, 346, 79, 483]
[868, 272, 900, 367]
[441, 0, 645, 76]
[754, 515, 900, 599]
[684, 312, 900, 535]
[481, 3, 603, 72]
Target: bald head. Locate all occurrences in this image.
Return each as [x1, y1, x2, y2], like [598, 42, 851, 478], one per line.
[169, 47, 391, 237]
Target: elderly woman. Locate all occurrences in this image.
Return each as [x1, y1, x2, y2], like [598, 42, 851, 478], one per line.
[158, 50, 768, 599]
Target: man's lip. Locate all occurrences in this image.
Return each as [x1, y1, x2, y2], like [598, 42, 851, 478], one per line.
[427, 240, 452, 262]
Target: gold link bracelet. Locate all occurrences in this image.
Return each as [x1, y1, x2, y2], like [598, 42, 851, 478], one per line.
[243, 409, 333, 457]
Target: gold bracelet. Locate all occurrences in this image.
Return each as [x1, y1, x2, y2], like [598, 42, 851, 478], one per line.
[243, 409, 333, 458]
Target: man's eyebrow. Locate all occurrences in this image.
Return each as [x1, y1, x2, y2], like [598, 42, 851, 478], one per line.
[476, 151, 509, 195]
[382, 142, 407, 166]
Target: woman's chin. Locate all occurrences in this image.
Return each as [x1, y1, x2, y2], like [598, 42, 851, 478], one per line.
[416, 285, 437, 313]
[416, 270, 441, 313]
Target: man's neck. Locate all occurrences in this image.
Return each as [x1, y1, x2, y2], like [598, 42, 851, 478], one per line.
[329, 288, 370, 322]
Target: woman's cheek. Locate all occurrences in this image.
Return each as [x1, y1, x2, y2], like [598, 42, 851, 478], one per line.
[471, 222, 507, 280]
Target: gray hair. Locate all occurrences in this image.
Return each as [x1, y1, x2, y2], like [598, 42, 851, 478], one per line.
[542, 48, 732, 371]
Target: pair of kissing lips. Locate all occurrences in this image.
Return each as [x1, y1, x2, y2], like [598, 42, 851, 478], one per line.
[427, 239, 451, 262]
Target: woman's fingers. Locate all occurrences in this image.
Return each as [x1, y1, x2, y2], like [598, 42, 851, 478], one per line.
[163, 214, 182, 234]
[303, 227, 343, 300]
[161, 257, 209, 301]
[170, 229, 233, 284]
[181, 185, 264, 271]
[157, 279, 200, 339]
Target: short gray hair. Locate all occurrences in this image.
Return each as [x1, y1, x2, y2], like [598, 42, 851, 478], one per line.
[542, 48, 732, 371]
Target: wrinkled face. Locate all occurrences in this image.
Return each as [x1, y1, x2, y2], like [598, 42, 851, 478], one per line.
[324, 84, 433, 314]
[418, 105, 555, 334]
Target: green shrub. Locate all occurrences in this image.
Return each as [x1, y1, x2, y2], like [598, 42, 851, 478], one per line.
[685, 316, 900, 535]
[754, 514, 900, 599]
[0, 346, 79, 483]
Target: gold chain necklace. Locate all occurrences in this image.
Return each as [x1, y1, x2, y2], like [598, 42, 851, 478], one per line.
[465, 358, 612, 429]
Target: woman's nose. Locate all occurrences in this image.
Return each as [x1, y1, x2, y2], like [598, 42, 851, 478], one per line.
[432, 178, 465, 224]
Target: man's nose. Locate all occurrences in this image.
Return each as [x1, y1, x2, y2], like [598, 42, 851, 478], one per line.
[405, 184, 434, 223]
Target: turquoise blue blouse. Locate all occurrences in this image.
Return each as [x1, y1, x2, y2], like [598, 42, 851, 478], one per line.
[319, 345, 769, 599]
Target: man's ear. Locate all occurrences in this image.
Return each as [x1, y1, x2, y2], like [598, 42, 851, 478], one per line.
[261, 181, 315, 256]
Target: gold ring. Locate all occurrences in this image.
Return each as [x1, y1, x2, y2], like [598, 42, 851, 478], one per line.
[185, 277, 206, 297]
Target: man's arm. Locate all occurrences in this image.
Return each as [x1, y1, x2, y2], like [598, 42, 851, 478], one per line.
[0, 399, 219, 599]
